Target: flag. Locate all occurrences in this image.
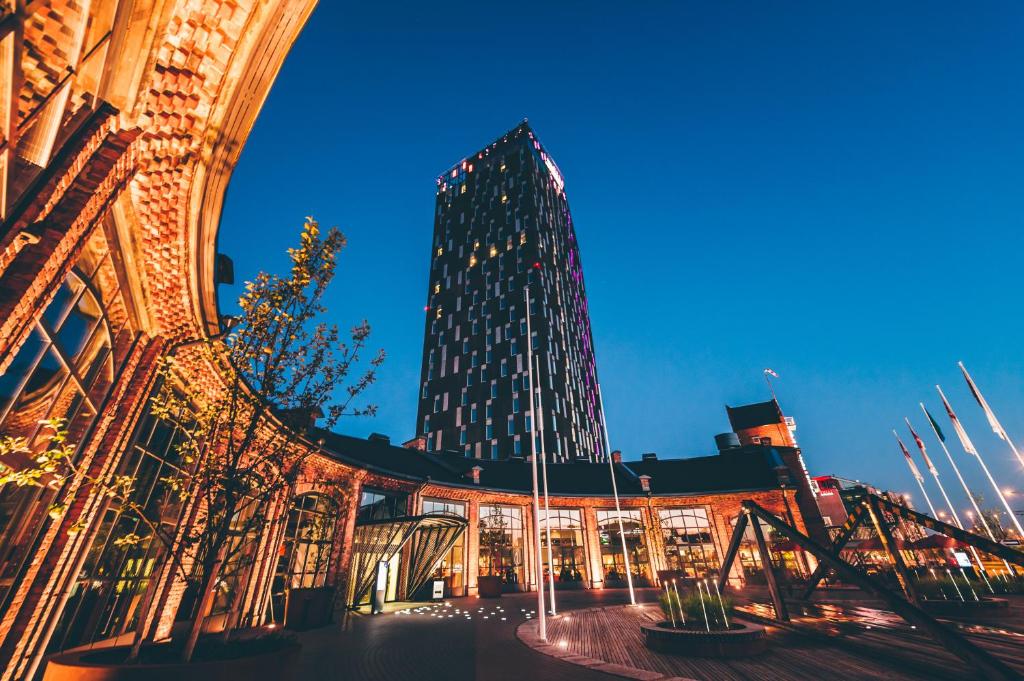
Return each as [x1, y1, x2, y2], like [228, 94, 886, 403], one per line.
[764, 368, 778, 378]
[894, 431, 924, 482]
[960, 361, 1007, 441]
[938, 385, 978, 456]
[923, 405, 945, 443]
[905, 418, 939, 476]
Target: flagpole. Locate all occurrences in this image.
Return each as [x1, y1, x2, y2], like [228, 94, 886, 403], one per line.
[928, 393, 998, 538]
[597, 382, 636, 606]
[914, 407, 992, 588]
[534, 352, 557, 615]
[763, 368, 778, 403]
[524, 284, 546, 640]
[960, 361, 1024, 470]
[940, 385, 1024, 538]
[906, 417, 962, 525]
[894, 430, 938, 518]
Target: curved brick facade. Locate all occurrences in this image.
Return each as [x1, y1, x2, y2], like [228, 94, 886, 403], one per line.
[0, 4, 818, 679]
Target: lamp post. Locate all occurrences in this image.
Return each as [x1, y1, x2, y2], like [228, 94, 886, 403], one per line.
[597, 383, 636, 606]
[524, 284, 546, 639]
[534, 352, 557, 615]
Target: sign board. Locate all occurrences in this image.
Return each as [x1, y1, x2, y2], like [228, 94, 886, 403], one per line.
[432, 580, 445, 600]
[952, 551, 972, 568]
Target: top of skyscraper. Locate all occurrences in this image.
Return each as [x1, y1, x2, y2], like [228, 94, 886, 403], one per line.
[435, 120, 565, 198]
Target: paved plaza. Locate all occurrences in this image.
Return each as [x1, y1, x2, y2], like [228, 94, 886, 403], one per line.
[293, 589, 1024, 680]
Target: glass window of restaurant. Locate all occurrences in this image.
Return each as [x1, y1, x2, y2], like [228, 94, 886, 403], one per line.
[539, 508, 587, 584]
[358, 488, 409, 522]
[47, 393, 193, 652]
[0, 245, 131, 613]
[658, 507, 720, 578]
[422, 498, 466, 596]
[729, 514, 806, 583]
[270, 493, 338, 622]
[478, 505, 525, 589]
[596, 509, 649, 584]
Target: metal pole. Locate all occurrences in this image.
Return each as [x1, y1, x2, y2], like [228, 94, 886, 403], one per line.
[919, 403, 995, 590]
[597, 383, 636, 605]
[960, 361, 1024, 470]
[534, 352, 557, 615]
[937, 385, 1022, 540]
[865, 496, 920, 603]
[749, 513, 789, 621]
[524, 284, 546, 640]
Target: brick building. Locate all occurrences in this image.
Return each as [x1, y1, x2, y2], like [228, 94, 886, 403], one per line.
[0, 4, 821, 678]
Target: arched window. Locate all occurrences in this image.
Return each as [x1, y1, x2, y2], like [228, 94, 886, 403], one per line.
[270, 493, 338, 622]
[0, 260, 122, 609]
[659, 507, 721, 579]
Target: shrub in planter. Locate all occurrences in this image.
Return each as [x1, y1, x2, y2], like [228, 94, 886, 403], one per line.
[659, 585, 734, 631]
[43, 633, 301, 681]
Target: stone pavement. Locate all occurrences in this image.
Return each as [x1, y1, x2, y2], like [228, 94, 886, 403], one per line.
[293, 588, 1024, 680]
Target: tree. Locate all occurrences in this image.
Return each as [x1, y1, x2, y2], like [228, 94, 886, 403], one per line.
[2, 218, 383, 662]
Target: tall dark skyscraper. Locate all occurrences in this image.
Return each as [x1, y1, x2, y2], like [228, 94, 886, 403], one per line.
[417, 121, 608, 463]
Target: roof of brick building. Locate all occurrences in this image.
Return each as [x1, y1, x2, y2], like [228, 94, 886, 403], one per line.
[313, 428, 789, 497]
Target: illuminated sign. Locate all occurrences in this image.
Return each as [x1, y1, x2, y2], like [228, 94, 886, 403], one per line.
[542, 153, 564, 194]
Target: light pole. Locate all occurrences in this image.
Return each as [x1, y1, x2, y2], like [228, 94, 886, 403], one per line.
[524, 284, 546, 639]
[597, 382, 636, 606]
[534, 351, 557, 615]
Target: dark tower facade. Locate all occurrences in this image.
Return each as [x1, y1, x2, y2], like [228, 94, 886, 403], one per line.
[417, 122, 608, 463]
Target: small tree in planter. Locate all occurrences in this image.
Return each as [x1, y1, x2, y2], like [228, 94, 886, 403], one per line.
[149, 217, 384, 661]
[16, 218, 383, 666]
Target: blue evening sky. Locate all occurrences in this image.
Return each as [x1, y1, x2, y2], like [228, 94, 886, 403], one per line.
[219, 2, 1024, 518]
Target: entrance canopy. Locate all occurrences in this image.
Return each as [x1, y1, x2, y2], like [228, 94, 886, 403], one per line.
[349, 513, 467, 607]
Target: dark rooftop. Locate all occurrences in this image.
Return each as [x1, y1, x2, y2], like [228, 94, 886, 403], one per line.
[313, 429, 788, 497]
[726, 399, 784, 431]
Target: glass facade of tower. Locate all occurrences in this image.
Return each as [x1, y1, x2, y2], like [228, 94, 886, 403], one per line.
[417, 122, 607, 462]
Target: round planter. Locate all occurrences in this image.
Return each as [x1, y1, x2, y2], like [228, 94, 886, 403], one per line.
[478, 575, 503, 598]
[920, 597, 1009, 618]
[641, 619, 767, 657]
[43, 640, 301, 681]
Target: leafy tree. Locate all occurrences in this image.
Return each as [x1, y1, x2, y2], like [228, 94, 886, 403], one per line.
[1, 218, 383, 662]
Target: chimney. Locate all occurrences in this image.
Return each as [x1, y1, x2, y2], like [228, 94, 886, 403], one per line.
[611, 450, 622, 464]
[638, 475, 651, 492]
[469, 465, 483, 484]
[402, 435, 427, 451]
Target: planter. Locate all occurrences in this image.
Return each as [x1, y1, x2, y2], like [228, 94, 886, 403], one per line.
[604, 576, 652, 589]
[286, 587, 335, 630]
[43, 640, 301, 681]
[641, 619, 767, 657]
[554, 580, 585, 591]
[478, 576, 503, 598]
[920, 597, 1009, 618]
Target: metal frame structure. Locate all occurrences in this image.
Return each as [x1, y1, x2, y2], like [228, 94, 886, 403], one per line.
[717, 499, 1022, 681]
[348, 513, 467, 608]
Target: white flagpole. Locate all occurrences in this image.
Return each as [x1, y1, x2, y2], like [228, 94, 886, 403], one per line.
[940, 385, 1024, 538]
[935, 387, 1002, 542]
[524, 284, 546, 640]
[906, 416, 962, 524]
[916, 405, 992, 589]
[960, 361, 1024, 469]
[894, 430, 938, 518]
[597, 383, 636, 606]
[533, 352, 557, 615]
